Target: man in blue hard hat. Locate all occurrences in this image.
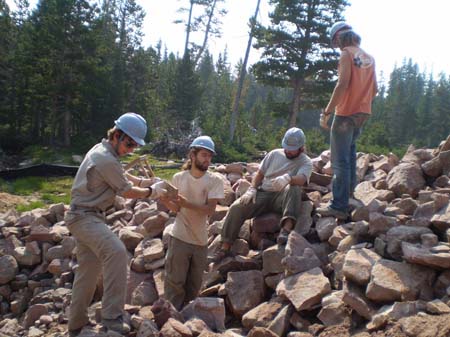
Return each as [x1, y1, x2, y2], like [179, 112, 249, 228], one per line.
[65, 112, 167, 336]
[161, 135, 224, 310]
[211, 128, 313, 262]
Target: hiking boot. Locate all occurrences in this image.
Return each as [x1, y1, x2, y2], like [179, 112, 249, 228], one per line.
[276, 228, 291, 245]
[316, 206, 348, 220]
[209, 248, 232, 263]
[102, 317, 130, 335]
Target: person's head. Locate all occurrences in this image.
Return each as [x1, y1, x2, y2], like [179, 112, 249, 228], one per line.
[282, 127, 305, 159]
[329, 21, 361, 49]
[182, 136, 216, 171]
[108, 112, 147, 156]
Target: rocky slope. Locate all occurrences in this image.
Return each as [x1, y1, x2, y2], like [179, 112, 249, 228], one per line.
[0, 135, 450, 337]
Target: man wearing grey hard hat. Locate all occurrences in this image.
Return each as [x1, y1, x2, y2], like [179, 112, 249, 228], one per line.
[211, 128, 313, 262]
[318, 22, 377, 220]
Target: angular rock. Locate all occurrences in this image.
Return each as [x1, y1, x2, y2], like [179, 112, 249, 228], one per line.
[181, 297, 225, 332]
[225, 270, 265, 317]
[119, 228, 143, 251]
[402, 242, 450, 269]
[262, 245, 285, 275]
[386, 226, 432, 260]
[276, 267, 331, 311]
[0, 255, 19, 285]
[342, 280, 378, 320]
[386, 162, 426, 198]
[318, 291, 351, 326]
[343, 248, 381, 286]
[367, 301, 426, 330]
[366, 259, 435, 302]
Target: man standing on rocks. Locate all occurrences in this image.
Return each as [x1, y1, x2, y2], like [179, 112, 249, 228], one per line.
[317, 22, 377, 220]
[161, 136, 224, 310]
[211, 128, 313, 262]
[65, 113, 167, 336]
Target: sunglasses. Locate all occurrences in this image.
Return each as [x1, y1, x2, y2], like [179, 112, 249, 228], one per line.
[125, 139, 138, 148]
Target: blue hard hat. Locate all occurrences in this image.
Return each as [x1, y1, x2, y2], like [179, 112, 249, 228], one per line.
[114, 112, 147, 146]
[190, 136, 216, 154]
[282, 128, 305, 151]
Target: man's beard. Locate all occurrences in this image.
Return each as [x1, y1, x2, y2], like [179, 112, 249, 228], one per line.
[285, 151, 301, 160]
[194, 158, 209, 171]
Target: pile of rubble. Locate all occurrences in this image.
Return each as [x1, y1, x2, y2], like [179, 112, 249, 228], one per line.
[1, 136, 450, 337]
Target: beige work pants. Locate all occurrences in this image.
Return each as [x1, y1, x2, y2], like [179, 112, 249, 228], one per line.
[164, 236, 207, 310]
[66, 212, 128, 331]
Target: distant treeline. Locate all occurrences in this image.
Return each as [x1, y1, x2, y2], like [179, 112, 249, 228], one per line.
[0, 1, 448, 162]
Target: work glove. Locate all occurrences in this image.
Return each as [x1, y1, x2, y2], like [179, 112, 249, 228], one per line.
[240, 187, 257, 205]
[320, 112, 331, 130]
[271, 173, 291, 192]
[150, 180, 167, 199]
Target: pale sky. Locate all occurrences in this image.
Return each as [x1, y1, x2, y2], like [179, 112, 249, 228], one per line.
[6, 0, 450, 79]
[139, 0, 450, 79]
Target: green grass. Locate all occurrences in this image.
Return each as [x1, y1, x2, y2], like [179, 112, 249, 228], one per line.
[0, 176, 73, 211]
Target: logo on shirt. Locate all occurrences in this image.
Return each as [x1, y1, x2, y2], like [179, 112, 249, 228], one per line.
[353, 51, 373, 69]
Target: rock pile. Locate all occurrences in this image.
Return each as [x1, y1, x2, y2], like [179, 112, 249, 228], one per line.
[1, 136, 450, 337]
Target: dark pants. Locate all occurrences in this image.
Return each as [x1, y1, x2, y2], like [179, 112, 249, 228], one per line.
[164, 236, 207, 310]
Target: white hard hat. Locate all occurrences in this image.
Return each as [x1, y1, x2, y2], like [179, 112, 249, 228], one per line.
[190, 136, 216, 154]
[114, 112, 147, 146]
[330, 21, 352, 47]
[282, 128, 305, 151]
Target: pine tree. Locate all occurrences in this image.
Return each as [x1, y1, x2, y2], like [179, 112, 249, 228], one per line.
[253, 0, 349, 127]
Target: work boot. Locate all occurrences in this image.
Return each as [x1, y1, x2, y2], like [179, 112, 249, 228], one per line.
[316, 206, 348, 220]
[102, 317, 130, 335]
[68, 329, 81, 337]
[276, 228, 291, 245]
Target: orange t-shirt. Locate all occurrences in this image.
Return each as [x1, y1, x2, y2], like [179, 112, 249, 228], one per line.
[335, 46, 377, 116]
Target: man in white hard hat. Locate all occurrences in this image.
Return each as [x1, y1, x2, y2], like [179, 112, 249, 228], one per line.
[317, 22, 378, 220]
[211, 128, 313, 262]
[161, 136, 224, 310]
[65, 112, 167, 336]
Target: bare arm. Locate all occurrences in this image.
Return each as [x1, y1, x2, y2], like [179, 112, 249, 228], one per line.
[176, 196, 220, 217]
[324, 50, 352, 114]
[125, 172, 157, 188]
[290, 174, 308, 186]
[121, 186, 152, 199]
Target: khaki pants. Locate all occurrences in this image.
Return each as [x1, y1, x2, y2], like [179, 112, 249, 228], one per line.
[66, 212, 128, 331]
[222, 185, 302, 243]
[164, 236, 207, 310]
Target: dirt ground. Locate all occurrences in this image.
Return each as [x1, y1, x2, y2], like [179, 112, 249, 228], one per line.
[0, 192, 28, 212]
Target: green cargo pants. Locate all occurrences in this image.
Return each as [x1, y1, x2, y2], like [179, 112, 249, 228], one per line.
[164, 235, 207, 310]
[221, 185, 302, 243]
[66, 212, 128, 331]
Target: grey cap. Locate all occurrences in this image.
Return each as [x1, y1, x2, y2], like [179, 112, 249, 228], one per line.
[282, 127, 305, 151]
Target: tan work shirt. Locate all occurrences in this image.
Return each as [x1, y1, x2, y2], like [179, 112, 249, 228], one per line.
[168, 170, 224, 246]
[70, 139, 133, 212]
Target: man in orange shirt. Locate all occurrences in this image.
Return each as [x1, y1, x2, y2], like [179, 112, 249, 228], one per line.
[317, 22, 377, 220]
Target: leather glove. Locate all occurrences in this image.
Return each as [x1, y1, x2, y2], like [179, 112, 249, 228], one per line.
[150, 180, 167, 199]
[320, 112, 331, 130]
[240, 187, 257, 205]
[271, 173, 291, 191]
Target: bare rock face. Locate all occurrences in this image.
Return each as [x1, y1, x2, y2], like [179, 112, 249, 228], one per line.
[386, 162, 426, 198]
[402, 242, 450, 269]
[343, 248, 381, 286]
[317, 291, 351, 326]
[366, 259, 435, 303]
[385, 226, 433, 260]
[276, 267, 331, 311]
[224, 270, 265, 317]
[0, 255, 19, 284]
[181, 297, 225, 332]
[241, 297, 285, 330]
